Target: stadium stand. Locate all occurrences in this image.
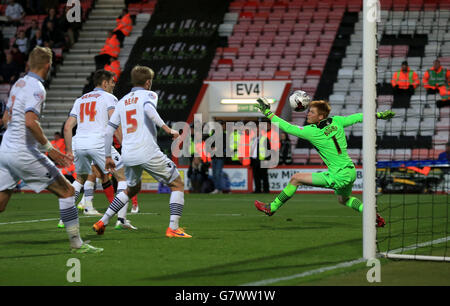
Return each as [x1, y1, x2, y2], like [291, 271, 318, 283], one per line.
[39, 0, 154, 139]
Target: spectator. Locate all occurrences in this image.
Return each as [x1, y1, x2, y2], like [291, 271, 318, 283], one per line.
[5, 0, 25, 25]
[95, 31, 120, 70]
[41, 7, 58, 37]
[0, 98, 6, 144]
[0, 53, 20, 84]
[437, 142, 450, 163]
[113, 8, 133, 47]
[251, 125, 269, 193]
[51, 132, 65, 153]
[187, 157, 211, 193]
[10, 43, 25, 71]
[28, 29, 44, 51]
[25, 19, 40, 40]
[210, 120, 226, 194]
[279, 132, 292, 165]
[58, 4, 81, 47]
[391, 61, 420, 108]
[104, 57, 121, 82]
[423, 59, 450, 96]
[15, 30, 29, 55]
[26, 0, 43, 15]
[42, 21, 66, 49]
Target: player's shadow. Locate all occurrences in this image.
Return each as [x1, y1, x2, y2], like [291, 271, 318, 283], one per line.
[0, 238, 69, 246]
[0, 228, 48, 235]
[140, 237, 361, 282]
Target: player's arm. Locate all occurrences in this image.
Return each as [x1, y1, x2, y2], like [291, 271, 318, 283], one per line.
[108, 108, 122, 144]
[1, 108, 9, 129]
[25, 111, 71, 167]
[335, 113, 363, 128]
[255, 98, 310, 139]
[63, 115, 77, 158]
[143, 102, 179, 139]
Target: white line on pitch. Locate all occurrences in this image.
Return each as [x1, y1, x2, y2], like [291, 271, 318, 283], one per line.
[0, 212, 159, 226]
[241, 236, 450, 286]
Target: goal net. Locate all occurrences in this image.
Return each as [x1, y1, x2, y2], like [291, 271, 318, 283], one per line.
[370, 0, 450, 261]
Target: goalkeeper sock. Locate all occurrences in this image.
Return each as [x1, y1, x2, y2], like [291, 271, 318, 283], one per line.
[102, 180, 115, 203]
[345, 197, 363, 213]
[270, 183, 297, 212]
[131, 195, 138, 206]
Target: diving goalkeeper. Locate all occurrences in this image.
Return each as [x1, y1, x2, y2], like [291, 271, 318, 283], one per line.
[254, 98, 395, 227]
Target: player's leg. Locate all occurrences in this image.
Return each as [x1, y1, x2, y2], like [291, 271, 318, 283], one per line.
[93, 165, 142, 234]
[0, 190, 13, 213]
[47, 175, 103, 253]
[92, 163, 115, 203]
[255, 172, 313, 216]
[165, 175, 191, 238]
[113, 167, 137, 230]
[131, 194, 139, 213]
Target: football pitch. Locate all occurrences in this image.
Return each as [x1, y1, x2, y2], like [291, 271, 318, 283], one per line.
[0, 192, 449, 286]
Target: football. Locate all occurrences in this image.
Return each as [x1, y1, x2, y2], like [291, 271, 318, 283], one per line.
[289, 90, 311, 112]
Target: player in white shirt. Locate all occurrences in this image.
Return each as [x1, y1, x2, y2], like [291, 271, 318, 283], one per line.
[93, 65, 191, 238]
[64, 70, 137, 230]
[0, 47, 102, 253]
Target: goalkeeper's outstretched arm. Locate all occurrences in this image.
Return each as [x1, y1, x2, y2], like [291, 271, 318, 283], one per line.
[256, 98, 308, 139]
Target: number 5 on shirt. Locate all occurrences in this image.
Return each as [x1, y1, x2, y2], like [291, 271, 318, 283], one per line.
[126, 109, 138, 133]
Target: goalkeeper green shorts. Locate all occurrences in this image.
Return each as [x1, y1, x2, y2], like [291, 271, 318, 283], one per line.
[311, 166, 356, 197]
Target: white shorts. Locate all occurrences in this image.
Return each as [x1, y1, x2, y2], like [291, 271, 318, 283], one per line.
[124, 151, 179, 187]
[74, 146, 123, 175]
[0, 150, 61, 193]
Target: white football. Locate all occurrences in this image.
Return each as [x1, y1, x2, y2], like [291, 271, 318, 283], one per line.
[289, 90, 311, 112]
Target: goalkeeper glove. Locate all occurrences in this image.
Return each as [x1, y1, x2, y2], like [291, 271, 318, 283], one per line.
[377, 110, 395, 120]
[256, 97, 272, 117]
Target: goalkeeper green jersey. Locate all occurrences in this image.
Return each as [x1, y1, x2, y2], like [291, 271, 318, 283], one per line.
[271, 113, 363, 173]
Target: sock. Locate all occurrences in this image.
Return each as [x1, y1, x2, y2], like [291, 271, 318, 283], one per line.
[72, 180, 83, 203]
[101, 191, 129, 225]
[116, 181, 129, 220]
[169, 191, 184, 230]
[84, 180, 95, 209]
[102, 180, 115, 203]
[131, 195, 138, 206]
[270, 183, 297, 212]
[345, 197, 363, 213]
[59, 196, 83, 248]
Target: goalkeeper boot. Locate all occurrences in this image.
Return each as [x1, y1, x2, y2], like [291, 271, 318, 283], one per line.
[166, 227, 192, 238]
[71, 243, 104, 254]
[376, 213, 386, 228]
[254, 200, 274, 216]
[93, 220, 106, 235]
[115, 218, 138, 230]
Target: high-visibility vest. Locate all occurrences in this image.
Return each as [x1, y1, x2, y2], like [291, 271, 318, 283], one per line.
[194, 140, 211, 163]
[257, 129, 280, 161]
[229, 131, 239, 161]
[100, 34, 120, 58]
[105, 60, 121, 81]
[238, 132, 251, 166]
[51, 138, 66, 154]
[114, 13, 133, 36]
[391, 68, 419, 89]
[423, 67, 448, 89]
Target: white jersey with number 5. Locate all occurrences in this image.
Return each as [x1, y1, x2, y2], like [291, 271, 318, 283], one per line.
[109, 88, 161, 166]
[69, 88, 117, 150]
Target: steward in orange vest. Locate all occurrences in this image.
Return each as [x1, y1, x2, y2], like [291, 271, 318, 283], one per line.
[422, 59, 450, 105]
[104, 58, 121, 82]
[113, 9, 133, 46]
[95, 31, 121, 70]
[391, 61, 418, 108]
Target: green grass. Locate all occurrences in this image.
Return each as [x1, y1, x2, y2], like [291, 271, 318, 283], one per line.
[0, 193, 449, 286]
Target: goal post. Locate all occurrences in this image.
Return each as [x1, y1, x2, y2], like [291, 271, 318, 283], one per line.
[362, 0, 378, 260]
